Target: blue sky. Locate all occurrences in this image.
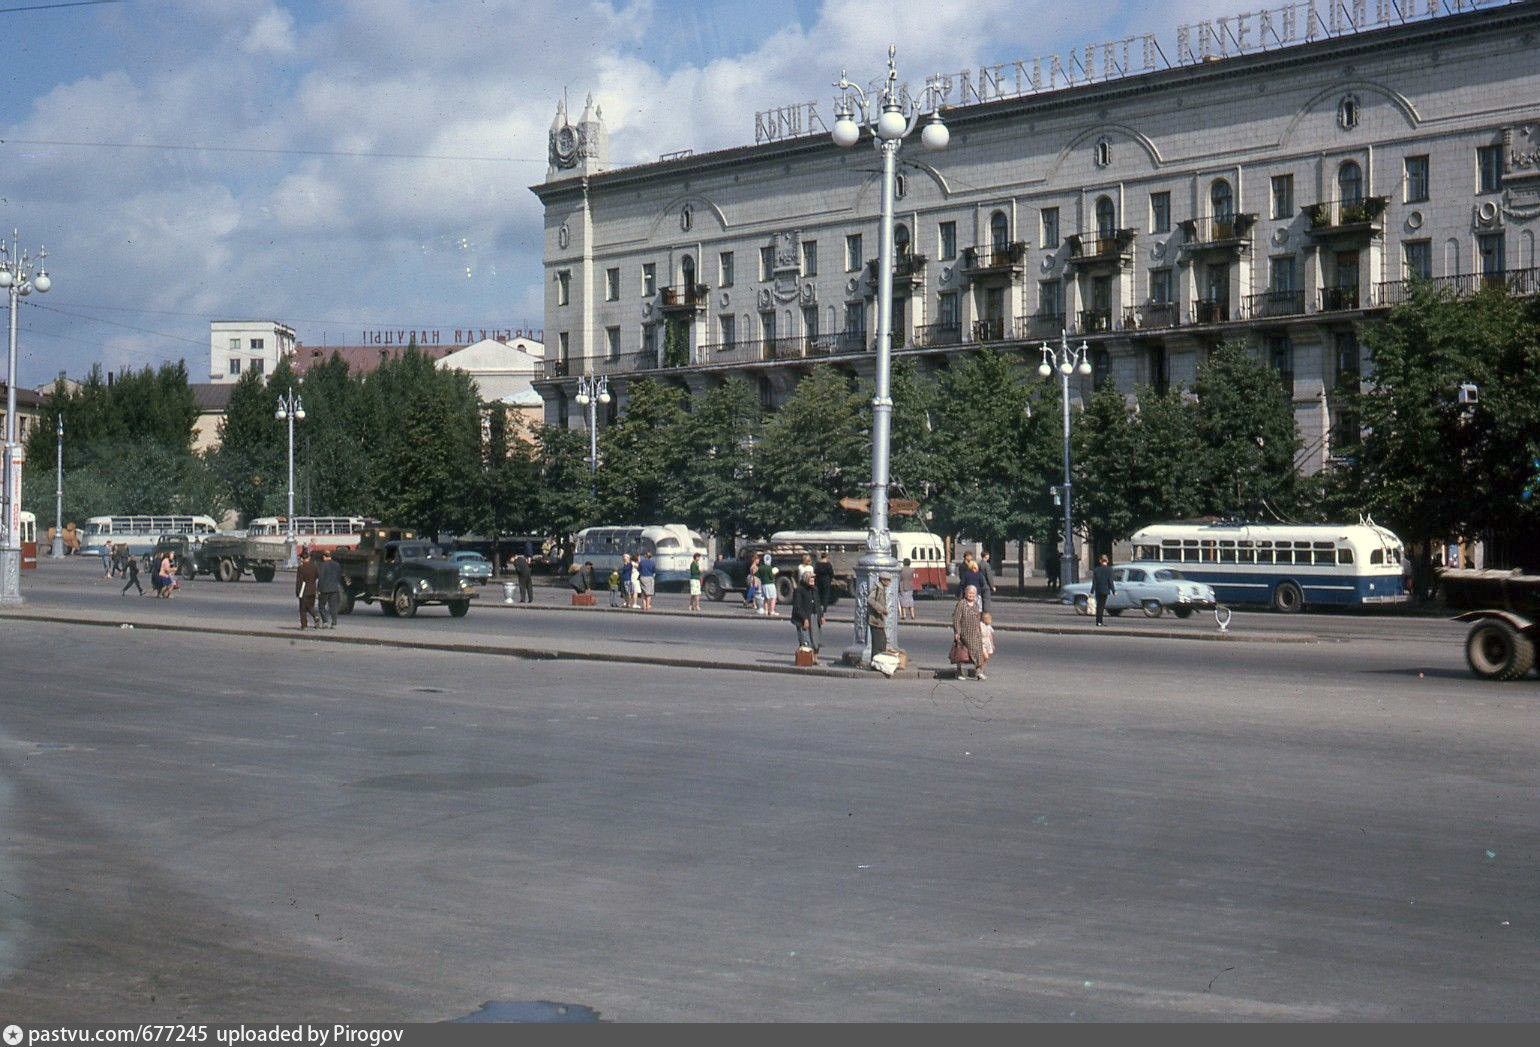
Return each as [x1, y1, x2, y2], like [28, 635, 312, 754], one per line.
[0, 0, 1449, 386]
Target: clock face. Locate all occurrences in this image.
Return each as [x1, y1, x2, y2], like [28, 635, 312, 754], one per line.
[554, 125, 578, 166]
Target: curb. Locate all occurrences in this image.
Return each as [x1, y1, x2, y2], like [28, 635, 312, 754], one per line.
[0, 610, 939, 681]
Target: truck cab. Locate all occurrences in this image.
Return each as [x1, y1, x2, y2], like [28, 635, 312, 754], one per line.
[337, 528, 477, 618]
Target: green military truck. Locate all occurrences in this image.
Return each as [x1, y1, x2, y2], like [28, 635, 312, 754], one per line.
[335, 526, 478, 618]
[143, 532, 283, 583]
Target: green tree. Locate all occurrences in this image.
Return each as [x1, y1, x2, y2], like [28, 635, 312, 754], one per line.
[1193, 341, 1300, 518]
[593, 378, 691, 524]
[676, 377, 761, 546]
[749, 366, 867, 535]
[530, 423, 596, 546]
[213, 365, 286, 522]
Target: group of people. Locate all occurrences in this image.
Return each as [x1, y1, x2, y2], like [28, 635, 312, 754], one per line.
[293, 547, 344, 629]
[609, 551, 659, 610]
[105, 543, 179, 599]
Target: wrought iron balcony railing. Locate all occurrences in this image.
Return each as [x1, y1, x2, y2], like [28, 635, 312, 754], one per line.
[1376, 267, 1540, 306]
[1076, 309, 1113, 334]
[961, 241, 1028, 273]
[1179, 213, 1259, 245]
[1319, 286, 1362, 311]
[1246, 289, 1307, 319]
[914, 322, 963, 348]
[1066, 229, 1137, 261]
[1193, 298, 1231, 324]
[1304, 196, 1389, 232]
[660, 283, 710, 310]
[1123, 302, 1179, 329]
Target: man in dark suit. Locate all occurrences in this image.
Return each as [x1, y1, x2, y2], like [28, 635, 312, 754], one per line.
[514, 552, 534, 603]
[1091, 554, 1115, 627]
[295, 548, 320, 630]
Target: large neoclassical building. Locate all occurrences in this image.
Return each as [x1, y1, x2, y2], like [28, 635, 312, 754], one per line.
[532, 1, 1540, 473]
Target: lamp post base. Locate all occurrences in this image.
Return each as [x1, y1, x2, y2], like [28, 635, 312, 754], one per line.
[0, 547, 24, 605]
[842, 549, 901, 668]
[49, 538, 65, 558]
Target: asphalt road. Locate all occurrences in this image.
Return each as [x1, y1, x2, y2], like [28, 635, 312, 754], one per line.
[1, 597, 1536, 1021]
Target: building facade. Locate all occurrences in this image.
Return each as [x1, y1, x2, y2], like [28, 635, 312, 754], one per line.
[532, 1, 1540, 474]
[210, 321, 298, 384]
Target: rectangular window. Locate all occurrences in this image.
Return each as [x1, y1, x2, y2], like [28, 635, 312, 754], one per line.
[802, 240, 818, 277]
[1271, 174, 1294, 220]
[1149, 192, 1170, 234]
[251, 359, 265, 376]
[250, 338, 264, 351]
[720, 314, 735, 345]
[558, 332, 570, 361]
[642, 263, 656, 296]
[1477, 232, 1506, 276]
[1041, 207, 1060, 249]
[605, 326, 620, 358]
[802, 305, 819, 344]
[1404, 155, 1429, 203]
[228, 358, 241, 376]
[1270, 256, 1296, 293]
[1334, 330, 1360, 387]
[1039, 279, 1063, 316]
[938, 221, 957, 261]
[1478, 144, 1504, 193]
[719, 251, 734, 287]
[1403, 239, 1432, 281]
[641, 325, 655, 357]
[228, 337, 241, 351]
[760, 245, 775, 281]
[605, 267, 620, 301]
[939, 291, 960, 328]
[845, 234, 862, 272]
[1268, 334, 1294, 393]
[844, 303, 865, 342]
[760, 311, 776, 342]
[1150, 269, 1172, 305]
[556, 270, 571, 306]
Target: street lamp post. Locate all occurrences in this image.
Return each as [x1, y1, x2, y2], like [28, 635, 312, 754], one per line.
[274, 388, 304, 569]
[831, 46, 948, 667]
[573, 373, 611, 475]
[1, 230, 52, 605]
[51, 412, 64, 558]
[1039, 333, 1092, 590]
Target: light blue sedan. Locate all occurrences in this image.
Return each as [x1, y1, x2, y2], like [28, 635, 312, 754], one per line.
[1060, 563, 1218, 619]
[449, 550, 493, 585]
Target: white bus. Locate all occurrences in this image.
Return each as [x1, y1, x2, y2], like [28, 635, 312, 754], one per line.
[1128, 519, 1407, 612]
[766, 529, 949, 602]
[573, 524, 708, 584]
[80, 514, 219, 556]
[246, 515, 377, 551]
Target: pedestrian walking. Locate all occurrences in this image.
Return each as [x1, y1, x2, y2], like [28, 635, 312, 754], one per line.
[814, 552, 835, 611]
[759, 554, 779, 617]
[316, 548, 343, 629]
[120, 554, 143, 596]
[867, 574, 891, 657]
[295, 548, 320, 629]
[688, 553, 704, 611]
[958, 552, 986, 599]
[898, 557, 917, 621]
[154, 552, 177, 599]
[621, 553, 638, 609]
[1091, 553, 1115, 627]
[513, 553, 534, 604]
[792, 572, 824, 657]
[99, 541, 113, 578]
[1045, 547, 1061, 592]
[951, 584, 985, 680]
[979, 610, 996, 665]
[745, 552, 762, 610]
[637, 550, 657, 610]
[979, 550, 996, 612]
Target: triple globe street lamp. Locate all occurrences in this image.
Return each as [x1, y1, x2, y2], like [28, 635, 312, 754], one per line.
[1, 230, 52, 606]
[275, 388, 305, 569]
[830, 46, 948, 666]
[1039, 334, 1093, 590]
[573, 373, 611, 475]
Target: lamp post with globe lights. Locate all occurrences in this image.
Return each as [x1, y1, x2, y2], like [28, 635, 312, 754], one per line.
[573, 373, 611, 477]
[1, 231, 52, 605]
[1039, 333, 1093, 590]
[275, 388, 305, 569]
[830, 46, 948, 666]
[51, 412, 64, 558]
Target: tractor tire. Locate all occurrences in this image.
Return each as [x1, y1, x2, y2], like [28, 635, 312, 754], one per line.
[1464, 620, 1537, 681]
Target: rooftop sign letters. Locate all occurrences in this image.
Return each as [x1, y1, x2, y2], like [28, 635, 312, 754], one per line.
[754, 0, 1514, 144]
[357, 328, 542, 346]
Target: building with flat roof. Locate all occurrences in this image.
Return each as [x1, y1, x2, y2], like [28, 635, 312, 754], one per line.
[532, 0, 1540, 474]
[210, 320, 297, 384]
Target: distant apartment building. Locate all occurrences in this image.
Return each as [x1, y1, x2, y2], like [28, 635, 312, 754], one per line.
[210, 321, 297, 384]
[532, 1, 1540, 473]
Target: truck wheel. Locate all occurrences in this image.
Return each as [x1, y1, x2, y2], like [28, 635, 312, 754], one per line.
[392, 584, 417, 618]
[448, 599, 470, 618]
[775, 575, 795, 603]
[702, 575, 724, 602]
[380, 598, 397, 616]
[216, 558, 238, 583]
[252, 564, 276, 583]
[1465, 620, 1536, 681]
[1272, 580, 1304, 613]
[339, 589, 355, 615]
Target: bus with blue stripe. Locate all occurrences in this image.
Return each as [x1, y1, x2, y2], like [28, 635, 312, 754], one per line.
[1128, 520, 1408, 612]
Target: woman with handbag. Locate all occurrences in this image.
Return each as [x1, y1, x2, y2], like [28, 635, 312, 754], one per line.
[951, 583, 986, 680]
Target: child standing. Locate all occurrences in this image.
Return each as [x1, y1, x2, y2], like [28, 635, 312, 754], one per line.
[608, 567, 622, 607]
[978, 611, 996, 677]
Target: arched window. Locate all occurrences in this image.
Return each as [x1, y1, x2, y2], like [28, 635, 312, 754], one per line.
[1338, 160, 1363, 204]
[894, 224, 911, 257]
[681, 255, 696, 290]
[1095, 197, 1116, 239]
[1210, 179, 1234, 221]
[990, 211, 1009, 252]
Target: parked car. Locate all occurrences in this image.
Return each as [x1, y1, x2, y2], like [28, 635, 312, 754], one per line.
[449, 550, 493, 585]
[1060, 563, 1218, 618]
[702, 543, 770, 603]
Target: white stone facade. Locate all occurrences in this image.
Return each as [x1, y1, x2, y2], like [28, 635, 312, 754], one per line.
[532, 3, 1540, 473]
[210, 320, 297, 384]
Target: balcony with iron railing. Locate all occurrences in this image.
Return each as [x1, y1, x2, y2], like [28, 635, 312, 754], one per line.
[1376, 266, 1540, 306]
[1303, 196, 1389, 238]
[1179, 213, 1259, 250]
[1018, 313, 1066, 340]
[1123, 302, 1180, 330]
[1319, 286, 1362, 312]
[1076, 309, 1113, 334]
[1192, 298, 1231, 325]
[544, 357, 571, 379]
[864, 253, 928, 291]
[1246, 289, 1307, 319]
[967, 317, 1008, 343]
[660, 283, 710, 312]
[914, 322, 962, 348]
[1065, 228, 1136, 267]
[960, 241, 1028, 277]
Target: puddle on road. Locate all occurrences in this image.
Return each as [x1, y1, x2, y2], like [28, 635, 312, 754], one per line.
[454, 1001, 601, 1023]
[346, 771, 540, 792]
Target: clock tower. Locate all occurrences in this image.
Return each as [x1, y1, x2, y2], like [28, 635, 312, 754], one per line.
[546, 94, 608, 181]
